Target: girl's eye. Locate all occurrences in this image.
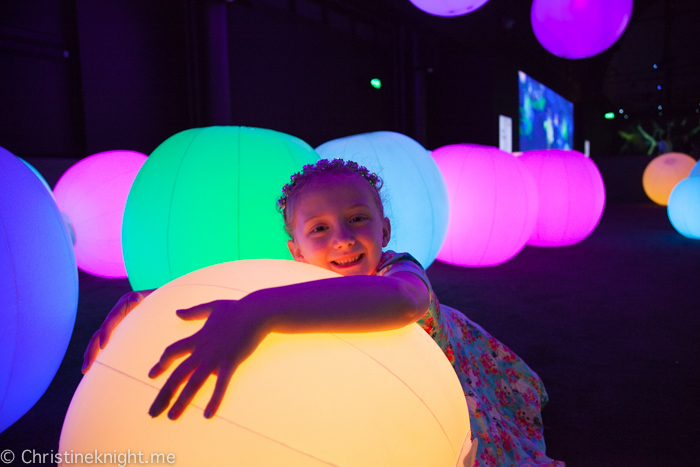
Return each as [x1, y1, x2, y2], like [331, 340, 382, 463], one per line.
[351, 215, 367, 223]
[310, 225, 328, 234]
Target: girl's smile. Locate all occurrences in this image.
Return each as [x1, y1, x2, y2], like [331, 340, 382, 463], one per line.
[286, 175, 391, 276]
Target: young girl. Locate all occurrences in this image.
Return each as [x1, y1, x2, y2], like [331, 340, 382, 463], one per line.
[83, 159, 563, 467]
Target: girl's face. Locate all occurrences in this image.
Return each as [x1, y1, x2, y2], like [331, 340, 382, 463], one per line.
[286, 175, 391, 276]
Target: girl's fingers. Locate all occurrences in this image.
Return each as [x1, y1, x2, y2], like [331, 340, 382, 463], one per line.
[176, 302, 215, 321]
[148, 337, 195, 379]
[204, 364, 235, 419]
[81, 331, 102, 373]
[167, 367, 212, 420]
[148, 358, 196, 418]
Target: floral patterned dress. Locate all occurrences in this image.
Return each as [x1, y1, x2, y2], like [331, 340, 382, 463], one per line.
[375, 251, 564, 467]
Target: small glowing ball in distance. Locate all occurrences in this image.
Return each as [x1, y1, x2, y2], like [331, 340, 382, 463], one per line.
[122, 126, 320, 291]
[53, 150, 147, 278]
[0, 147, 78, 433]
[531, 0, 633, 59]
[408, 0, 489, 17]
[432, 144, 538, 267]
[316, 131, 449, 268]
[667, 177, 700, 240]
[642, 152, 696, 206]
[519, 149, 606, 247]
[60, 260, 471, 466]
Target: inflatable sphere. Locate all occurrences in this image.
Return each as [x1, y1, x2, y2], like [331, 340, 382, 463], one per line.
[408, 0, 489, 17]
[688, 159, 700, 178]
[0, 147, 78, 433]
[60, 260, 471, 466]
[642, 152, 696, 206]
[122, 126, 320, 291]
[531, 0, 633, 59]
[53, 150, 147, 278]
[316, 131, 449, 268]
[667, 177, 700, 240]
[519, 149, 606, 247]
[18, 157, 52, 194]
[432, 144, 538, 267]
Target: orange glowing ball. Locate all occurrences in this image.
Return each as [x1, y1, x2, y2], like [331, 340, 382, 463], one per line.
[60, 260, 471, 466]
[642, 152, 696, 205]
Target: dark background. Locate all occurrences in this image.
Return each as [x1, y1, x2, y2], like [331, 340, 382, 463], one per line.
[1, 0, 700, 465]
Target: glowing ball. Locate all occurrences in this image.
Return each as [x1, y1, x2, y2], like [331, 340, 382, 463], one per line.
[667, 177, 700, 240]
[432, 144, 538, 267]
[60, 260, 471, 466]
[18, 157, 52, 194]
[642, 152, 696, 206]
[408, 0, 489, 17]
[316, 131, 449, 268]
[531, 0, 633, 59]
[53, 150, 147, 278]
[122, 126, 320, 291]
[688, 159, 700, 178]
[519, 149, 606, 247]
[0, 148, 78, 433]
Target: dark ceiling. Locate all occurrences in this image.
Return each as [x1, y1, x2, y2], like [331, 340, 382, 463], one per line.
[328, 0, 700, 120]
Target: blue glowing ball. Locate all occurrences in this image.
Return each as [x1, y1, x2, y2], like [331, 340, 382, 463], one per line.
[667, 177, 700, 240]
[316, 131, 449, 268]
[689, 160, 700, 178]
[0, 147, 78, 433]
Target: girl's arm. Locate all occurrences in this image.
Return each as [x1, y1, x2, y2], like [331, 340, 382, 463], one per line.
[148, 272, 430, 420]
[82, 289, 155, 373]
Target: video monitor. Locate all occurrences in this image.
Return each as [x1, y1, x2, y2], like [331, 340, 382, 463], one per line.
[518, 71, 573, 151]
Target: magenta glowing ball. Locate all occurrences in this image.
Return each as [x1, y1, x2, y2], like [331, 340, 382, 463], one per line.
[432, 144, 538, 267]
[531, 0, 633, 59]
[519, 149, 605, 247]
[53, 150, 147, 278]
[408, 0, 490, 17]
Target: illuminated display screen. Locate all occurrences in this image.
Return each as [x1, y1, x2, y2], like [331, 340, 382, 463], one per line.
[518, 71, 573, 151]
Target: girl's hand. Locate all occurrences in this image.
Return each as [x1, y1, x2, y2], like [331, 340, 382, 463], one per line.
[147, 299, 269, 420]
[82, 290, 153, 374]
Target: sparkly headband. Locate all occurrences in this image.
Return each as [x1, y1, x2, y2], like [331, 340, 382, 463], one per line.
[277, 158, 381, 212]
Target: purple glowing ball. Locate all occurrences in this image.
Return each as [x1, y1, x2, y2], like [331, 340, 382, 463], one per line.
[408, 0, 489, 17]
[519, 149, 605, 247]
[432, 144, 538, 267]
[531, 0, 633, 59]
[53, 150, 147, 278]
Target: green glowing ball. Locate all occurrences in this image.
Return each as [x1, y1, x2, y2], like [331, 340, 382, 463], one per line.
[122, 127, 320, 290]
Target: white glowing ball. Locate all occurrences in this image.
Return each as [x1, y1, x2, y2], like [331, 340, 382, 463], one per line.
[432, 144, 538, 267]
[408, 0, 490, 17]
[316, 131, 449, 268]
[519, 149, 606, 247]
[642, 152, 696, 206]
[53, 150, 147, 278]
[60, 260, 471, 466]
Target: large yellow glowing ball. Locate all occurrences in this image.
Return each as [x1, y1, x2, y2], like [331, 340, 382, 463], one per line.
[642, 152, 696, 205]
[60, 260, 471, 466]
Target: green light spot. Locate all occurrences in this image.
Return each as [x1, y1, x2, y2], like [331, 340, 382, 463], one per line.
[605, 112, 615, 119]
[371, 79, 381, 89]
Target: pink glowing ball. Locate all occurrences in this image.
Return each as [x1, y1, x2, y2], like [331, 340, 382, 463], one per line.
[432, 144, 538, 267]
[531, 0, 633, 59]
[519, 149, 605, 247]
[53, 150, 147, 278]
[408, 0, 490, 17]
